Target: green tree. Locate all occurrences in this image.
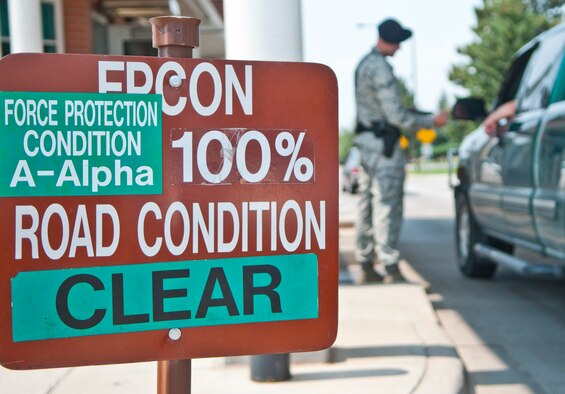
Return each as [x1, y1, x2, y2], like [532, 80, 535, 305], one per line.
[526, 0, 565, 15]
[450, 0, 563, 108]
[339, 128, 355, 162]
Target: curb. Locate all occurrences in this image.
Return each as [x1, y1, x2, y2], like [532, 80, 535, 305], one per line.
[411, 290, 466, 394]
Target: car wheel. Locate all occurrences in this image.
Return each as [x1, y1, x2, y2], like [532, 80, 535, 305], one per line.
[455, 192, 497, 278]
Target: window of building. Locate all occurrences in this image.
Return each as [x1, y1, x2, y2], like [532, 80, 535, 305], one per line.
[0, 0, 61, 56]
[41, 1, 56, 53]
[0, 0, 9, 56]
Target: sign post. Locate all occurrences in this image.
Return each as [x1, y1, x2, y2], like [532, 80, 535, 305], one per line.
[0, 15, 338, 391]
[416, 128, 437, 160]
[151, 16, 200, 394]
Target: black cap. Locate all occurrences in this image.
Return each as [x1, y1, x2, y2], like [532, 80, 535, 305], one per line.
[378, 18, 412, 44]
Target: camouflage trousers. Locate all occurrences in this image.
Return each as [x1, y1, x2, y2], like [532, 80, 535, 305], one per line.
[354, 132, 405, 268]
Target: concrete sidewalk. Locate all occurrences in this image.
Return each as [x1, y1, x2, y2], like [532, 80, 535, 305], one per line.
[0, 194, 465, 393]
[0, 281, 464, 394]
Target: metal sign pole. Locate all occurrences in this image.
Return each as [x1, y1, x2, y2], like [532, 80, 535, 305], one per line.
[150, 16, 201, 394]
[157, 359, 192, 394]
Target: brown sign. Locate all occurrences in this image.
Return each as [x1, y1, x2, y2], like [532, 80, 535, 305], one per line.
[0, 53, 338, 369]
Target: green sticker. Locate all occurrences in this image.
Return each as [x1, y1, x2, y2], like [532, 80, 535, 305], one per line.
[11, 253, 319, 342]
[0, 92, 162, 196]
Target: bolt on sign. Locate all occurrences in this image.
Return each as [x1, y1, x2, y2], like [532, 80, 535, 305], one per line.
[0, 53, 338, 369]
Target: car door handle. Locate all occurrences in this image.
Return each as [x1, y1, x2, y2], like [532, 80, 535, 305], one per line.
[533, 198, 556, 219]
[503, 195, 530, 213]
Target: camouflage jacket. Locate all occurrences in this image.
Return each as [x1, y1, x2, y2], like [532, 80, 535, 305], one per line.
[355, 47, 433, 131]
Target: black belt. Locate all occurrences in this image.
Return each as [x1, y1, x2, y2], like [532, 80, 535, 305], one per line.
[355, 120, 401, 158]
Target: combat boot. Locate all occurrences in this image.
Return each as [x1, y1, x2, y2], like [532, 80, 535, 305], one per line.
[385, 264, 407, 283]
[361, 262, 385, 283]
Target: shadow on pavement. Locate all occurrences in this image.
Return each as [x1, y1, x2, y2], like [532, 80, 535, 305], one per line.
[291, 368, 407, 381]
[329, 345, 459, 363]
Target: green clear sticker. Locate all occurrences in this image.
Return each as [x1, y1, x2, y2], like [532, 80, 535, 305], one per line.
[0, 92, 162, 196]
[11, 253, 319, 342]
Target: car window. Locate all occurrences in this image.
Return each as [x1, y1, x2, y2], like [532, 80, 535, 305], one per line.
[549, 54, 565, 104]
[517, 29, 565, 111]
[494, 43, 537, 108]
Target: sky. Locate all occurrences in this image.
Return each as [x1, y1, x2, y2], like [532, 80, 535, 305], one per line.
[301, 0, 482, 130]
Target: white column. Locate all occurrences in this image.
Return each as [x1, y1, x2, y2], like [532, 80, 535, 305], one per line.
[8, 0, 43, 53]
[224, 0, 303, 61]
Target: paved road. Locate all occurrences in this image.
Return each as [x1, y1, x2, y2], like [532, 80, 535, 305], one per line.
[397, 174, 565, 394]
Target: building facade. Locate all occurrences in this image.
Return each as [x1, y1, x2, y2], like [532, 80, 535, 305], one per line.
[0, 0, 224, 58]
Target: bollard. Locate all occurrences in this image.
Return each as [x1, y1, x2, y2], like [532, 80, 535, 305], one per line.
[150, 15, 200, 394]
[250, 353, 291, 382]
[150, 16, 200, 58]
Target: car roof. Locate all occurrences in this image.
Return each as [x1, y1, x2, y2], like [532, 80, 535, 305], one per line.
[515, 21, 565, 58]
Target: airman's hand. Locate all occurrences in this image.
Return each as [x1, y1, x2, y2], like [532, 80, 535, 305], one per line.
[432, 110, 448, 128]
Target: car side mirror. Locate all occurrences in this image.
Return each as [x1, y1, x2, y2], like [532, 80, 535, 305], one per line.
[451, 98, 487, 121]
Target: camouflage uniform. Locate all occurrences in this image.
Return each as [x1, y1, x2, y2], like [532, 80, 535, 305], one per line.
[354, 47, 433, 270]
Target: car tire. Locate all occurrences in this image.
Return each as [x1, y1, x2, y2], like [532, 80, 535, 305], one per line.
[455, 192, 498, 278]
